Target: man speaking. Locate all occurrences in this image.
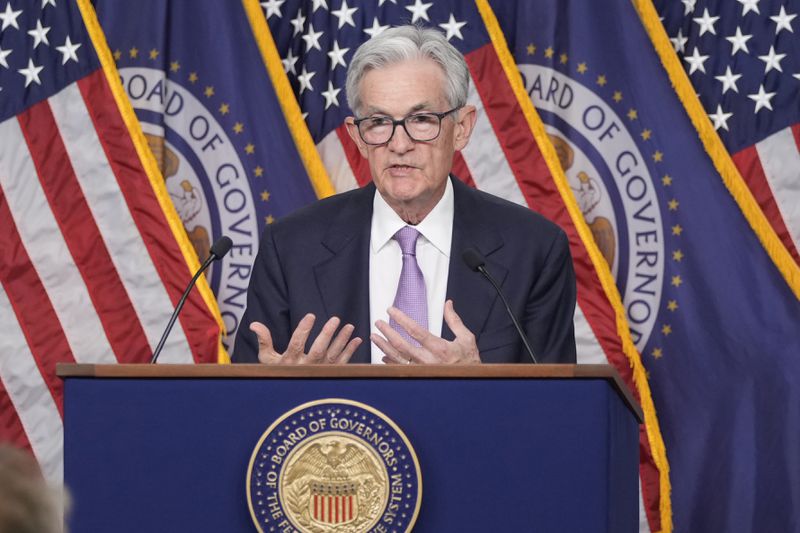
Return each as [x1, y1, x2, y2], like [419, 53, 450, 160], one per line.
[233, 25, 576, 365]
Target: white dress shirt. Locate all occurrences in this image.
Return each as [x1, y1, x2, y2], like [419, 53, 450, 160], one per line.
[369, 178, 454, 363]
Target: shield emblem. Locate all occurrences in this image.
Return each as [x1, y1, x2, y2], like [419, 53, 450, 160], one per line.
[309, 481, 359, 526]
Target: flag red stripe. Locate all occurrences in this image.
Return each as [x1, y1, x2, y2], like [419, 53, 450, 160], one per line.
[17, 100, 153, 363]
[77, 71, 218, 362]
[640, 433, 661, 528]
[0, 191, 72, 415]
[731, 145, 800, 264]
[466, 43, 661, 531]
[792, 124, 800, 152]
[0, 379, 33, 453]
[335, 125, 372, 187]
[452, 151, 476, 187]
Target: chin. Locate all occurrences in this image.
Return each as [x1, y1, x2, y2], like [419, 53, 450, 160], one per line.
[378, 174, 419, 195]
[387, 188, 423, 205]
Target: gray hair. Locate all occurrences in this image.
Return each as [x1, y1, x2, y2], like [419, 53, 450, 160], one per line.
[345, 25, 470, 116]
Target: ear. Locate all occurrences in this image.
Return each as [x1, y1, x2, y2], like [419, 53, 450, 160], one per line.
[453, 105, 477, 151]
[344, 117, 369, 158]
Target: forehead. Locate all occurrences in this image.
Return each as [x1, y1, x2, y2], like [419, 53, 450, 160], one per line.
[358, 58, 448, 115]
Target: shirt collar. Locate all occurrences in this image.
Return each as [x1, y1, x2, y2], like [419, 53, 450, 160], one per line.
[371, 176, 454, 256]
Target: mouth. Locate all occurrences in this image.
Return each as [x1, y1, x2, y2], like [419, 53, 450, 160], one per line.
[386, 164, 417, 177]
[387, 162, 418, 171]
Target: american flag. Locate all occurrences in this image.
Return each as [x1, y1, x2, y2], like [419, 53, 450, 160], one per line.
[657, 0, 800, 264]
[260, 0, 666, 528]
[0, 0, 222, 482]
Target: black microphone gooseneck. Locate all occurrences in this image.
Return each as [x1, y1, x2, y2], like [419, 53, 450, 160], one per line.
[151, 236, 233, 363]
[462, 248, 539, 364]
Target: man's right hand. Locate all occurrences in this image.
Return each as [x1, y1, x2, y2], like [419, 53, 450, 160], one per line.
[249, 314, 361, 364]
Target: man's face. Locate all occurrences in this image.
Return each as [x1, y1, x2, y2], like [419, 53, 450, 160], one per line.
[345, 58, 475, 221]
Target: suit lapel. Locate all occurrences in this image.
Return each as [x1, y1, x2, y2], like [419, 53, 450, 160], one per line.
[443, 179, 508, 341]
[313, 184, 375, 363]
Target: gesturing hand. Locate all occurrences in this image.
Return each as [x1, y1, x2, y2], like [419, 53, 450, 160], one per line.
[371, 300, 480, 365]
[249, 314, 362, 364]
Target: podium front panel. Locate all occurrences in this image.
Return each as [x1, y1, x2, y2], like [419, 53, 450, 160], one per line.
[64, 374, 638, 532]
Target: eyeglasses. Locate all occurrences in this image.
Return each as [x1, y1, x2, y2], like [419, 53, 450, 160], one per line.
[353, 107, 462, 145]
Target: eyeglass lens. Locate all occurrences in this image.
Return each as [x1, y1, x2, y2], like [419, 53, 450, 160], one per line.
[359, 113, 443, 144]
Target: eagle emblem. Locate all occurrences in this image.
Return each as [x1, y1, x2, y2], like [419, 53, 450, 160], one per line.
[282, 436, 387, 530]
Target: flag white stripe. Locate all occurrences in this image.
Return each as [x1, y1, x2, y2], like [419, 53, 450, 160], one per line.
[755, 127, 800, 253]
[0, 286, 64, 484]
[461, 79, 527, 206]
[318, 129, 359, 193]
[639, 478, 649, 533]
[49, 84, 193, 364]
[0, 117, 116, 364]
[574, 304, 607, 364]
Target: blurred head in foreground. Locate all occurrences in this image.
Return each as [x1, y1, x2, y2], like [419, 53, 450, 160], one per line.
[0, 445, 69, 533]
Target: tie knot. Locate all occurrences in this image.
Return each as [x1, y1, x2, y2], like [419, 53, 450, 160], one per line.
[393, 226, 421, 256]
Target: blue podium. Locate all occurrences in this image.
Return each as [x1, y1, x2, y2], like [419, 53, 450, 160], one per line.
[59, 364, 641, 532]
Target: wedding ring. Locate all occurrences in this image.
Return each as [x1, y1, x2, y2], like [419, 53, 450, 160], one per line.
[406, 358, 412, 364]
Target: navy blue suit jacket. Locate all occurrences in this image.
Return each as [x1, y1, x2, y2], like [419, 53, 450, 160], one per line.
[232, 178, 576, 363]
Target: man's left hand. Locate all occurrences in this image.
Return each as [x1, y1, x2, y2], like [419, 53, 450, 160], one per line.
[371, 300, 480, 364]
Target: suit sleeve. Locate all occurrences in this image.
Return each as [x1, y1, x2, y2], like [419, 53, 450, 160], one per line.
[231, 226, 293, 363]
[525, 229, 577, 363]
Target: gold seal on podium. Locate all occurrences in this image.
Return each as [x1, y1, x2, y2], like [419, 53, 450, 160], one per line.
[247, 399, 422, 533]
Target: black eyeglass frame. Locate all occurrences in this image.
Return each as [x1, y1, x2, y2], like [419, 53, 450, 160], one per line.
[353, 106, 463, 146]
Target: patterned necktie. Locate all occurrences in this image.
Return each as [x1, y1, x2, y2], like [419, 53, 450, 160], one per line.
[390, 226, 428, 346]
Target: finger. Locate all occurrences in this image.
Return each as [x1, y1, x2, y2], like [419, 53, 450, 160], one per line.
[250, 322, 278, 364]
[387, 307, 447, 362]
[332, 336, 362, 364]
[443, 300, 480, 363]
[373, 321, 422, 363]
[371, 333, 407, 365]
[325, 323, 355, 362]
[307, 316, 341, 361]
[284, 314, 316, 362]
[375, 320, 412, 354]
[443, 300, 467, 333]
[250, 321, 273, 350]
[444, 300, 476, 342]
[386, 307, 433, 345]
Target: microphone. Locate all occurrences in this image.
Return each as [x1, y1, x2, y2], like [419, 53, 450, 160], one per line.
[150, 236, 233, 363]
[462, 248, 539, 364]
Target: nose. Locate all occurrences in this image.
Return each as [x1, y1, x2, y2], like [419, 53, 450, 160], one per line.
[388, 123, 414, 154]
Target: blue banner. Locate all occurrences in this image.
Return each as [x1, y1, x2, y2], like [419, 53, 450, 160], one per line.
[492, 0, 800, 530]
[95, 0, 322, 350]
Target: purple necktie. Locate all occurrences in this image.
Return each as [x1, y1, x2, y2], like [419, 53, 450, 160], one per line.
[390, 226, 428, 346]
